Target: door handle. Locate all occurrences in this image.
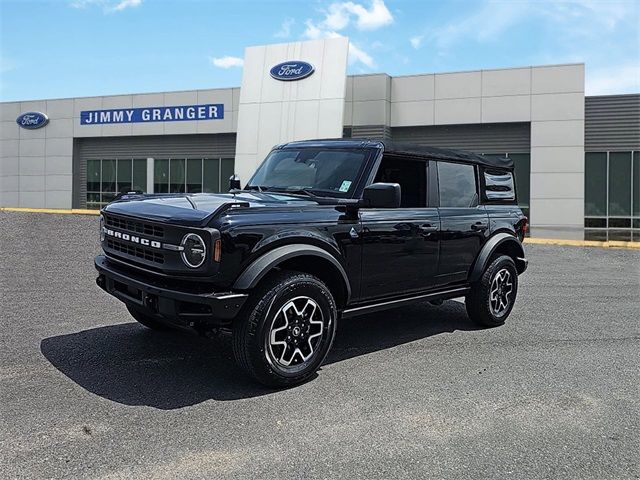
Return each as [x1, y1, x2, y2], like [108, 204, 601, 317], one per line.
[419, 223, 438, 233]
[471, 222, 487, 232]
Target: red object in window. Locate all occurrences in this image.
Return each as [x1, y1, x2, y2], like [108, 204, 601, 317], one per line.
[520, 217, 528, 241]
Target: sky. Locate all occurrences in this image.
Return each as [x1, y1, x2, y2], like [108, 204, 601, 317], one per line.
[0, 0, 638, 101]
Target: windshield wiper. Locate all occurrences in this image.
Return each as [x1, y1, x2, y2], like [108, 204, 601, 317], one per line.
[245, 185, 270, 192]
[267, 187, 317, 197]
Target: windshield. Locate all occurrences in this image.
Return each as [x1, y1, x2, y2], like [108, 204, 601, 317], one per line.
[246, 148, 370, 197]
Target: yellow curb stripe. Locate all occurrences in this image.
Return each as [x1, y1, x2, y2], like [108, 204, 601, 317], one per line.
[524, 238, 640, 250]
[0, 207, 100, 215]
[1, 207, 638, 250]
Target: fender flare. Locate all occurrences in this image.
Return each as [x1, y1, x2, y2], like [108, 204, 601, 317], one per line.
[233, 244, 351, 302]
[469, 232, 526, 283]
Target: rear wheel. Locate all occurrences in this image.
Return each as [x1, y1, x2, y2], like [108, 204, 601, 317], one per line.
[126, 305, 170, 331]
[232, 271, 337, 387]
[466, 255, 518, 327]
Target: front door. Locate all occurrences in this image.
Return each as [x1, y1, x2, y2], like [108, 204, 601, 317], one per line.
[359, 156, 440, 300]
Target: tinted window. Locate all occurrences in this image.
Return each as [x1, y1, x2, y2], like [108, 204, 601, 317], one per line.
[484, 168, 515, 201]
[585, 152, 607, 216]
[437, 162, 477, 207]
[634, 152, 640, 217]
[609, 152, 632, 216]
[374, 156, 427, 208]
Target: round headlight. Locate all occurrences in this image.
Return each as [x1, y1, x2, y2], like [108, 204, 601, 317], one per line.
[180, 233, 206, 268]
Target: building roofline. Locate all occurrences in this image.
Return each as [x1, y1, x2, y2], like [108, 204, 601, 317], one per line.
[585, 93, 640, 99]
[0, 85, 241, 105]
[0, 62, 591, 105]
[348, 63, 585, 80]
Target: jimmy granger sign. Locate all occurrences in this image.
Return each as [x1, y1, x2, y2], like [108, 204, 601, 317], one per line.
[80, 104, 224, 125]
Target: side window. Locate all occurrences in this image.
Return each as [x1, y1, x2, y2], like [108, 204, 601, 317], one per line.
[483, 168, 515, 201]
[437, 161, 477, 207]
[373, 156, 427, 208]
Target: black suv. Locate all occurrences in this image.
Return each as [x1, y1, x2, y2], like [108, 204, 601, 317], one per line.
[95, 139, 528, 386]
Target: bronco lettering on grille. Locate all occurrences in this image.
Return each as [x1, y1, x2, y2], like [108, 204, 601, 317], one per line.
[103, 228, 162, 249]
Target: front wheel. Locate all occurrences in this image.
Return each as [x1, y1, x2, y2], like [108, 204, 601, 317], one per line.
[466, 255, 518, 327]
[232, 271, 338, 387]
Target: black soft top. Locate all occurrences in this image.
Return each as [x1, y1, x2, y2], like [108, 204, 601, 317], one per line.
[278, 139, 514, 169]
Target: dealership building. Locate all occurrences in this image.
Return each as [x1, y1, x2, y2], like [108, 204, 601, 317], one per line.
[0, 37, 638, 240]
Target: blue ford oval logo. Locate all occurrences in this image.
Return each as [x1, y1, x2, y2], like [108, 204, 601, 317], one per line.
[16, 112, 49, 130]
[270, 61, 315, 81]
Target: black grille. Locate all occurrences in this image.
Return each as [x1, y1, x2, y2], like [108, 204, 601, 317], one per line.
[104, 215, 164, 238]
[107, 239, 165, 264]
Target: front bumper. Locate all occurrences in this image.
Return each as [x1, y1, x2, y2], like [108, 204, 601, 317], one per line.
[95, 255, 247, 327]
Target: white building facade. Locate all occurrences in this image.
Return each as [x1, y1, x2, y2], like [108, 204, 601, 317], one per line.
[1, 38, 638, 240]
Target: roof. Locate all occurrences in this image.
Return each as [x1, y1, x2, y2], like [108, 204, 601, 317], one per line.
[278, 138, 514, 169]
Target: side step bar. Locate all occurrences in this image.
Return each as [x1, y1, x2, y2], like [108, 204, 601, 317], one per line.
[341, 286, 470, 319]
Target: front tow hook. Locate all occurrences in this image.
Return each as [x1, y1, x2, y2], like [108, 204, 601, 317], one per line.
[144, 294, 159, 313]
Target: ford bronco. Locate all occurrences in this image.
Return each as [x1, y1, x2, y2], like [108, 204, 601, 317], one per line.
[95, 139, 528, 386]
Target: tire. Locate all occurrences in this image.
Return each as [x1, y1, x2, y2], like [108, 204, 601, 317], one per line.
[232, 271, 338, 387]
[466, 255, 518, 327]
[126, 305, 170, 331]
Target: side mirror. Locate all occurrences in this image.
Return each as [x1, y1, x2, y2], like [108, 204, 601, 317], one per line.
[362, 182, 401, 208]
[228, 174, 241, 191]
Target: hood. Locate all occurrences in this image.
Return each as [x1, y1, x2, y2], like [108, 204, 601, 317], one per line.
[102, 192, 319, 226]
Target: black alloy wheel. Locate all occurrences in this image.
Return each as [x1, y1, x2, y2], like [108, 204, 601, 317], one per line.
[232, 271, 338, 387]
[466, 255, 518, 327]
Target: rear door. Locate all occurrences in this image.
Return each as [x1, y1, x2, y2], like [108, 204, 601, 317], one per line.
[435, 160, 489, 285]
[359, 156, 440, 300]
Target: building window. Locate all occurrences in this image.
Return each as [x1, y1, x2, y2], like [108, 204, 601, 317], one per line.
[87, 157, 235, 209]
[86, 158, 147, 210]
[585, 152, 607, 216]
[153, 157, 235, 196]
[585, 151, 639, 241]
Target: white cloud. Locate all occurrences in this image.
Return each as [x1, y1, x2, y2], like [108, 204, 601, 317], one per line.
[586, 63, 640, 95]
[302, 19, 325, 40]
[300, 0, 392, 69]
[210, 56, 244, 69]
[325, 3, 351, 30]
[275, 17, 295, 38]
[348, 42, 375, 68]
[318, 0, 393, 32]
[69, 0, 142, 12]
[426, 1, 527, 50]
[343, 0, 393, 30]
[112, 0, 141, 12]
[410, 35, 423, 49]
[425, 0, 637, 51]
[302, 20, 375, 69]
[69, 0, 98, 7]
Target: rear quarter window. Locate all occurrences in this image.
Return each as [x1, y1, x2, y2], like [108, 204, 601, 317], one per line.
[483, 168, 516, 201]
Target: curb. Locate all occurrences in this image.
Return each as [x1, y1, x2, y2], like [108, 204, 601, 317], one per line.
[0, 207, 100, 216]
[1, 207, 638, 250]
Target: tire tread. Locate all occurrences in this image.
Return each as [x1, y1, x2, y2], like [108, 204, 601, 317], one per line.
[466, 255, 518, 327]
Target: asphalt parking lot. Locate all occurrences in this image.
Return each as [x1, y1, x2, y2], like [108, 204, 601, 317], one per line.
[0, 211, 638, 480]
